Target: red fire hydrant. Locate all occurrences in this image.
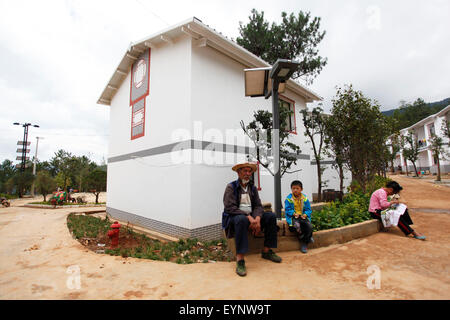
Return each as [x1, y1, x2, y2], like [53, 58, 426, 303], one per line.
[107, 221, 121, 248]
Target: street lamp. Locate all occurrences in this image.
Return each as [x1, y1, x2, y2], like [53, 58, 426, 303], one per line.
[244, 59, 300, 219]
[269, 59, 300, 219]
[13, 122, 40, 172]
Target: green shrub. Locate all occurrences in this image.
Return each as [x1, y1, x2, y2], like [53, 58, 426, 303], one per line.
[311, 175, 390, 231]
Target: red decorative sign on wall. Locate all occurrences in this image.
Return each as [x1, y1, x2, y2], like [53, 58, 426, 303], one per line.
[131, 99, 145, 140]
[130, 48, 151, 106]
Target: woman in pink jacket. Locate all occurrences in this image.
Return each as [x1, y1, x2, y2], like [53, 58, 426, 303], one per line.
[369, 181, 426, 240]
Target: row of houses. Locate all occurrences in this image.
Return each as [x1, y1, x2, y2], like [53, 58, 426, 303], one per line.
[389, 105, 450, 174]
[96, 17, 351, 241]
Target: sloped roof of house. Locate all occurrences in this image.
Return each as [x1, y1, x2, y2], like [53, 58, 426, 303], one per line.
[97, 17, 322, 105]
[400, 104, 450, 133]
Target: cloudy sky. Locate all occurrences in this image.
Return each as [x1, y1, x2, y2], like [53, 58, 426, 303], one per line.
[1, 0, 449, 165]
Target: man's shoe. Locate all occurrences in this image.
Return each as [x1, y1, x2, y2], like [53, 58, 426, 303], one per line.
[300, 243, 308, 254]
[261, 249, 282, 263]
[236, 260, 247, 276]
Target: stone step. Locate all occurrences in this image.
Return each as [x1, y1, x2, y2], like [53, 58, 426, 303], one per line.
[225, 219, 382, 258]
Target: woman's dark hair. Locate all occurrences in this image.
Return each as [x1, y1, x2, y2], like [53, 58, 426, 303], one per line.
[291, 180, 303, 188]
[386, 181, 403, 193]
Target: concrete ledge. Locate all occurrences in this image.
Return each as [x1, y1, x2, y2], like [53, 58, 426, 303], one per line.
[225, 219, 382, 258]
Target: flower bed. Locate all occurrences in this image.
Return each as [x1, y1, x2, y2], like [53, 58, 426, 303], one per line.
[67, 213, 232, 264]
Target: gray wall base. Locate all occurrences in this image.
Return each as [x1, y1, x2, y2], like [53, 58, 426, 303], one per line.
[107, 207, 223, 241]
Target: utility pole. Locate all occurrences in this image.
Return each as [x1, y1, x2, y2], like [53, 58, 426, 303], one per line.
[31, 137, 44, 196]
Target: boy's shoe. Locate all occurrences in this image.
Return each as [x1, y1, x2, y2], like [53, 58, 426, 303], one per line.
[261, 249, 282, 263]
[413, 235, 426, 240]
[300, 243, 308, 254]
[236, 260, 247, 276]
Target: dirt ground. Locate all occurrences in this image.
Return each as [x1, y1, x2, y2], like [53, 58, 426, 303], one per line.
[0, 178, 449, 300]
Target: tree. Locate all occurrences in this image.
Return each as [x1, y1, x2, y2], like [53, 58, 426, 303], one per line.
[0, 159, 16, 194]
[389, 98, 446, 131]
[324, 115, 347, 194]
[35, 171, 56, 201]
[54, 172, 72, 190]
[12, 171, 35, 198]
[387, 132, 401, 172]
[86, 169, 107, 204]
[49, 150, 77, 190]
[237, 9, 327, 84]
[241, 104, 301, 177]
[401, 130, 420, 177]
[429, 134, 444, 181]
[329, 84, 391, 193]
[300, 105, 327, 201]
[71, 155, 95, 192]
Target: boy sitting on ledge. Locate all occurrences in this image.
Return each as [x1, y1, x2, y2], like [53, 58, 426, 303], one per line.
[285, 180, 314, 253]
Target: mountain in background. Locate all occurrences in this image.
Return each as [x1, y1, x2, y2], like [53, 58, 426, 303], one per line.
[383, 97, 450, 130]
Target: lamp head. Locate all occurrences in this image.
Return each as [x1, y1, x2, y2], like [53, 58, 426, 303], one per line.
[269, 59, 301, 82]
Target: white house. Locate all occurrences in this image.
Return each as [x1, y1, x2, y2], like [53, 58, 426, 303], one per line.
[390, 104, 450, 174]
[97, 17, 351, 240]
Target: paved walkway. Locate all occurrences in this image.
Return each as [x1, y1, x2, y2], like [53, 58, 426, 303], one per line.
[0, 177, 449, 299]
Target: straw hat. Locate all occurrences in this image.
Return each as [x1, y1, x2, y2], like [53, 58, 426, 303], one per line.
[232, 162, 257, 173]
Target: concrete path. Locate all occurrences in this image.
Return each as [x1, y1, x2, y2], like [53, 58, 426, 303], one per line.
[0, 178, 449, 299]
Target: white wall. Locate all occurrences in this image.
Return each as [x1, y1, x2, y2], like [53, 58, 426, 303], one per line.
[108, 35, 192, 158]
[107, 35, 194, 228]
[107, 153, 192, 228]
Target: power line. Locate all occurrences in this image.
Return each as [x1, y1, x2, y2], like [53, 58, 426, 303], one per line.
[134, 0, 171, 26]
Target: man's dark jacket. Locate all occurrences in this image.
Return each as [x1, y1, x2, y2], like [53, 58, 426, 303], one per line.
[222, 179, 264, 239]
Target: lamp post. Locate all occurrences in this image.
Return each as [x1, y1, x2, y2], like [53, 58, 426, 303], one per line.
[269, 59, 300, 219]
[13, 122, 40, 172]
[244, 59, 300, 219]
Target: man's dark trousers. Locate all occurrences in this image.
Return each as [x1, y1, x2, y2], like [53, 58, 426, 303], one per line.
[230, 212, 278, 254]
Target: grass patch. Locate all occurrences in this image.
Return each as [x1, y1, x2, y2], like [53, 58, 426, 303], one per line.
[67, 213, 231, 264]
[0, 193, 18, 200]
[30, 201, 106, 205]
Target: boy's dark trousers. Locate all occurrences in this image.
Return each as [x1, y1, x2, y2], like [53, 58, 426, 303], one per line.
[289, 217, 313, 244]
[229, 212, 278, 255]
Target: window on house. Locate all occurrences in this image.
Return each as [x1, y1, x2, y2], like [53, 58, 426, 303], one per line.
[279, 96, 296, 134]
[250, 161, 262, 191]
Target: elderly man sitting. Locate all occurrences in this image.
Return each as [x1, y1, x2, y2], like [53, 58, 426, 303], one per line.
[222, 162, 281, 276]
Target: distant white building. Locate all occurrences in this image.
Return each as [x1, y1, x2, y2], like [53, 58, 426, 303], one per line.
[97, 17, 351, 240]
[389, 104, 450, 174]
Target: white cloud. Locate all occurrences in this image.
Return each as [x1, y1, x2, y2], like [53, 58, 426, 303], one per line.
[366, 5, 381, 30]
[1, 0, 449, 165]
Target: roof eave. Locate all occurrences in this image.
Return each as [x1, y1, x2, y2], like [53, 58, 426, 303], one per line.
[97, 17, 322, 105]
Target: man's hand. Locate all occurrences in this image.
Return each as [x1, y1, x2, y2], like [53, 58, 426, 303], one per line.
[294, 213, 299, 218]
[248, 215, 261, 235]
[301, 214, 307, 220]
